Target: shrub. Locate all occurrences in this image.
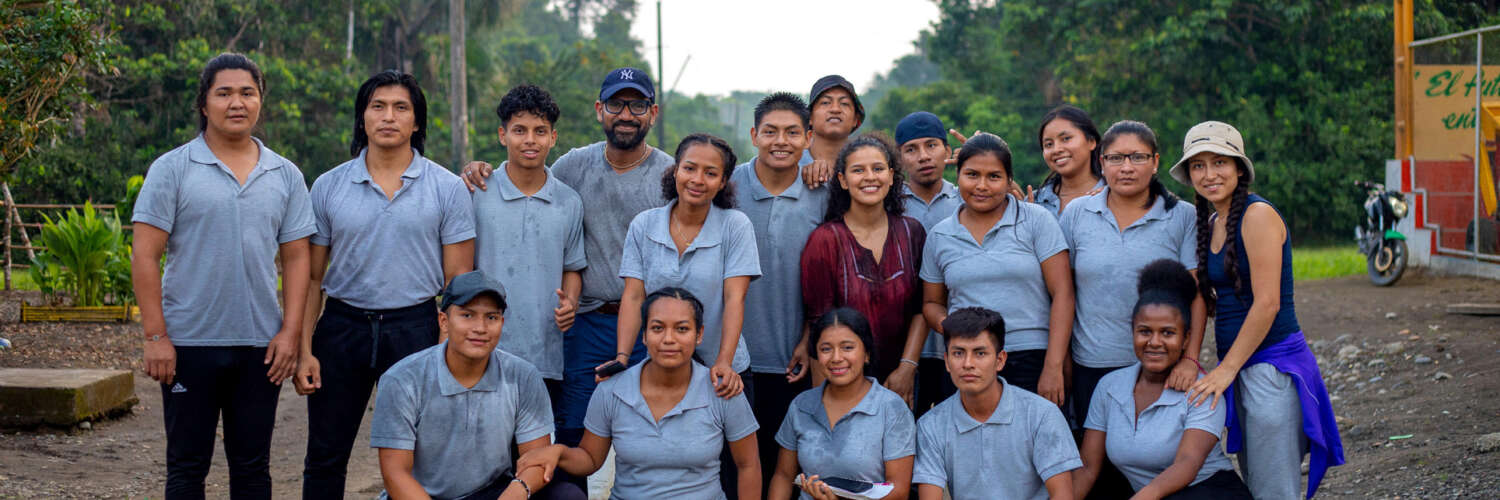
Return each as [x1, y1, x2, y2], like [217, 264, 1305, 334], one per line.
[32, 202, 126, 306]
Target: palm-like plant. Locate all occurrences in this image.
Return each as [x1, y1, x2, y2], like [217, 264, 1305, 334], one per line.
[34, 202, 122, 306]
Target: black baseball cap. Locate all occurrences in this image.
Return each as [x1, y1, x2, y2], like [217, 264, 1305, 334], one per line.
[440, 271, 508, 311]
[599, 67, 655, 102]
[808, 74, 865, 122]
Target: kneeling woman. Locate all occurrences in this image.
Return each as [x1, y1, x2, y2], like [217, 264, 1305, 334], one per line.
[1072, 260, 1250, 499]
[519, 288, 761, 499]
[769, 308, 916, 500]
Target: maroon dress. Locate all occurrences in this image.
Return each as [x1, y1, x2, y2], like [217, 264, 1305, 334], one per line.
[799, 214, 926, 380]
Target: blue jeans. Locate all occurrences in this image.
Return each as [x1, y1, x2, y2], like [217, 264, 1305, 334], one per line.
[559, 311, 646, 438]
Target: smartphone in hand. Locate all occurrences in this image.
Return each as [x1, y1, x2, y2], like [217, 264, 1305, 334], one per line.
[595, 360, 627, 378]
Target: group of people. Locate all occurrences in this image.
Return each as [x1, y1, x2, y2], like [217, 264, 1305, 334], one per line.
[132, 51, 1347, 500]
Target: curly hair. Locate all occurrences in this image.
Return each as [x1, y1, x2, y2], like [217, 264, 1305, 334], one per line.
[824, 133, 906, 222]
[662, 133, 738, 209]
[495, 83, 560, 126]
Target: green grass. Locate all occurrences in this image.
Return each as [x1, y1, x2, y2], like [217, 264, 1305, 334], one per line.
[1293, 245, 1365, 281]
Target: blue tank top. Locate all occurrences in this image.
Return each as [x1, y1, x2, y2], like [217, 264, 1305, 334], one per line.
[1205, 194, 1300, 358]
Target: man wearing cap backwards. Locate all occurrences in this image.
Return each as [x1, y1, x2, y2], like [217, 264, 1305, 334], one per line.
[800, 74, 865, 187]
[894, 111, 966, 416]
[371, 271, 585, 500]
[459, 67, 674, 464]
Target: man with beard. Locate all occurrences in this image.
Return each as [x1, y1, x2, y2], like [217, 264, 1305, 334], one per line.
[461, 68, 674, 494]
[800, 74, 865, 187]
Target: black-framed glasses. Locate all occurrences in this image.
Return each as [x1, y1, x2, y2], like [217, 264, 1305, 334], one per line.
[1102, 153, 1155, 165]
[604, 99, 651, 116]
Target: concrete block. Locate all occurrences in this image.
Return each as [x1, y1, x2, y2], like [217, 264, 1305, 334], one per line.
[0, 368, 136, 426]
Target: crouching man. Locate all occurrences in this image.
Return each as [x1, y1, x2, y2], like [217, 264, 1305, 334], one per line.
[371, 270, 586, 500]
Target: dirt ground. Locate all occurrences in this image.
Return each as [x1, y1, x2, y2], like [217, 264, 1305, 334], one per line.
[1, 273, 1498, 499]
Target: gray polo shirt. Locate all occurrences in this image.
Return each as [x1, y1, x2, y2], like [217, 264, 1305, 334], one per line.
[132, 135, 316, 346]
[619, 203, 761, 373]
[585, 361, 759, 500]
[775, 380, 915, 499]
[472, 162, 586, 379]
[1084, 363, 1235, 491]
[914, 378, 1081, 499]
[370, 343, 553, 499]
[311, 149, 475, 310]
[919, 196, 1069, 352]
[1059, 190, 1198, 368]
[1033, 178, 1106, 217]
[731, 160, 829, 374]
[900, 180, 962, 359]
[550, 142, 675, 312]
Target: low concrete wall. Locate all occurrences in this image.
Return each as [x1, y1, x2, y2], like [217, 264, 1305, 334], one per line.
[0, 368, 136, 426]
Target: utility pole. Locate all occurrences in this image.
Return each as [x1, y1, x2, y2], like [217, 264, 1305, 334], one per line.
[656, 0, 665, 150]
[449, 0, 469, 168]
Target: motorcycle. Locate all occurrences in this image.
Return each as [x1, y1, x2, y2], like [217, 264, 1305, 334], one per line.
[1354, 181, 1409, 286]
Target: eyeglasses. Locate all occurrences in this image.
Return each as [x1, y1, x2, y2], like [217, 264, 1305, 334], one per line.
[1102, 153, 1155, 165]
[604, 99, 651, 116]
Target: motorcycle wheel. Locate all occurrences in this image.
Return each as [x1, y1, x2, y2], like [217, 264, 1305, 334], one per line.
[1367, 239, 1408, 286]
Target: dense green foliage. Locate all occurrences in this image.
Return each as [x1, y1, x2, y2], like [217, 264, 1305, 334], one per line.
[29, 202, 128, 306]
[865, 0, 1500, 242]
[11, 0, 1500, 245]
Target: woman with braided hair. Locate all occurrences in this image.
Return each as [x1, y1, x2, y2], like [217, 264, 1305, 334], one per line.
[1169, 122, 1343, 499]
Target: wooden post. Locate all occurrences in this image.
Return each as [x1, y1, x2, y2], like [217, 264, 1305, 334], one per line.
[3, 185, 11, 291]
[1394, 0, 1414, 159]
[448, 0, 468, 169]
[3, 184, 35, 262]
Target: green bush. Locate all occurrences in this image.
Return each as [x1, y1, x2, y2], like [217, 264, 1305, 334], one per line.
[30, 202, 129, 306]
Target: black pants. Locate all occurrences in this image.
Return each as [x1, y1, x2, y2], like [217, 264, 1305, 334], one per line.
[450, 470, 587, 500]
[719, 369, 756, 500]
[1163, 470, 1254, 500]
[302, 297, 439, 499]
[162, 346, 281, 500]
[543, 377, 589, 495]
[915, 357, 955, 418]
[1000, 348, 1046, 394]
[1070, 363, 1134, 500]
[750, 372, 809, 488]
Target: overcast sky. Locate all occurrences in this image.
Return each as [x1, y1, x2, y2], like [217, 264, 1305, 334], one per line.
[628, 0, 941, 97]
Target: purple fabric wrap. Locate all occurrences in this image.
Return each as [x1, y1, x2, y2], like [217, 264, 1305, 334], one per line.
[1223, 332, 1345, 498]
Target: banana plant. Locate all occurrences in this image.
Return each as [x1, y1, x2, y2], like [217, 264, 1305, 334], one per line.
[34, 202, 122, 306]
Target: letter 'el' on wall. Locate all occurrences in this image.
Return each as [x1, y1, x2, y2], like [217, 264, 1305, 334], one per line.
[1413, 64, 1500, 160]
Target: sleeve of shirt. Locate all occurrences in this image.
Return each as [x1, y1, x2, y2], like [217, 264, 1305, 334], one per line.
[799, 226, 839, 320]
[1058, 204, 1080, 266]
[131, 156, 180, 233]
[721, 211, 762, 280]
[1184, 386, 1227, 436]
[582, 379, 617, 438]
[439, 175, 477, 244]
[1030, 207, 1070, 263]
[884, 398, 918, 461]
[1083, 380, 1110, 432]
[912, 416, 949, 487]
[1031, 404, 1084, 482]
[618, 216, 646, 281]
[309, 175, 333, 247]
[513, 364, 556, 443]
[773, 405, 800, 452]
[918, 231, 944, 284]
[1176, 204, 1200, 271]
[369, 371, 419, 450]
[721, 391, 760, 442]
[562, 198, 587, 272]
[277, 165, 317, 243]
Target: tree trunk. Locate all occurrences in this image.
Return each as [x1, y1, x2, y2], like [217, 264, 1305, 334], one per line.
[449, 0, 468, 168]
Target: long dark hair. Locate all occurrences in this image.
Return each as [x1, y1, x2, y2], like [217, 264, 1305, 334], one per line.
[195, 53, 265, 131]
[1099, 120, 1177, 210]
[807, 307, 878, 375]
[1193, 159, 1252, 316]
[350, 70, 428, 157]
[662, 133, 737, 209]
[825, 133, 906, 222]
[1036, 105, 1103, 193]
